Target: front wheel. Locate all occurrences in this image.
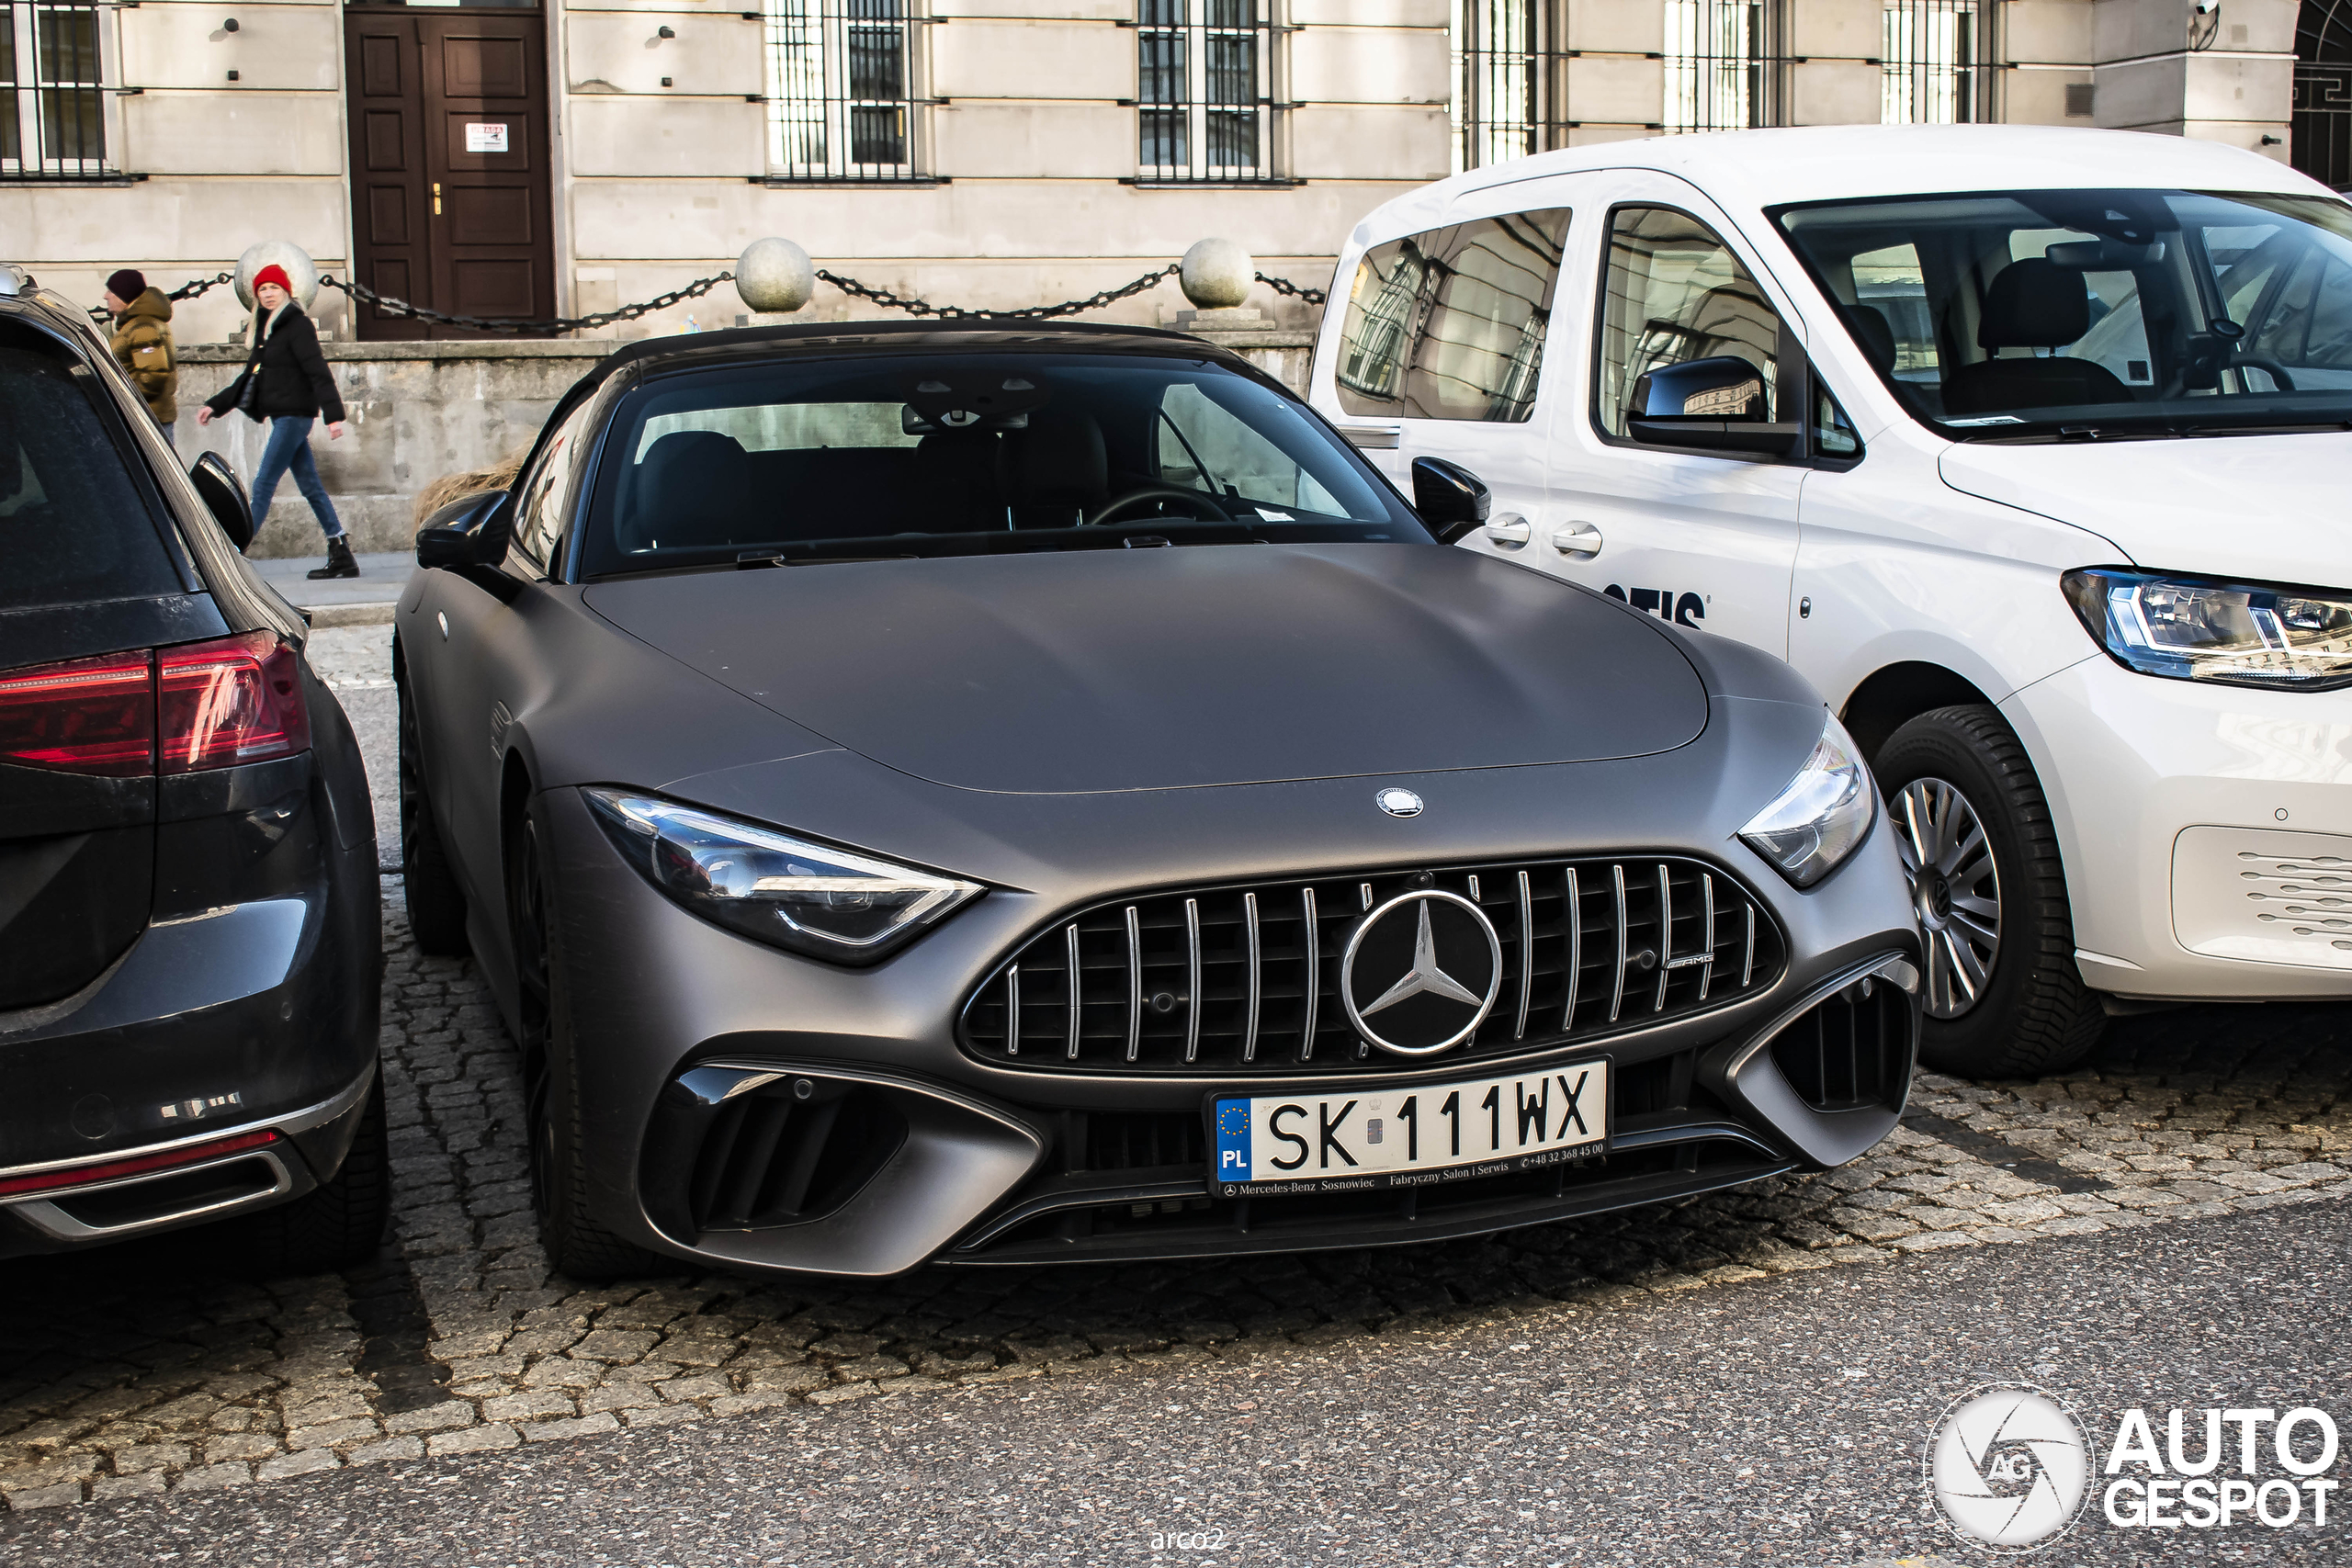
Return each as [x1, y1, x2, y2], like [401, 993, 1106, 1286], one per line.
[509, 805, 666, 1280]
[1874, 704, 2106, 1078]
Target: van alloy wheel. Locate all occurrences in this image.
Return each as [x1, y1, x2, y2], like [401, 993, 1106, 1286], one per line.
[1894, 776, 2002, 1020]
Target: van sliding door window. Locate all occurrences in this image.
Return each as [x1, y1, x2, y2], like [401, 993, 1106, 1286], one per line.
[1333, 209, 1571, 422]
[1595, 207, 1784, 441]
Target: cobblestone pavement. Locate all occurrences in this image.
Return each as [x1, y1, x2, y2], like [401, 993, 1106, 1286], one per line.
[0, 629, 2346, 1511]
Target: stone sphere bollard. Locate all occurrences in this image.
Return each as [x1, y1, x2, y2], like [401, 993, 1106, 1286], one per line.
[736, 238, 814, 314]
[1180, 238, 1254, 310]
[234, 241, 320, 310]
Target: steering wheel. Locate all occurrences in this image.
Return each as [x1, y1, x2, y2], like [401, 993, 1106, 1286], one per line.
[2228, 355, 2298, 392]
[1083, 485, 1235, 527]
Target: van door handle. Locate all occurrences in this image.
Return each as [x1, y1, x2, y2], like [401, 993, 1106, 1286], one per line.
[1551, 524, 1603, 557]
[1484, 513, 1531, 546]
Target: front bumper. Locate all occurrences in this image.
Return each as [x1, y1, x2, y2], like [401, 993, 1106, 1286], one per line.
[2006, 654, 2352, 1000]
[541, 769, 1923, 1278]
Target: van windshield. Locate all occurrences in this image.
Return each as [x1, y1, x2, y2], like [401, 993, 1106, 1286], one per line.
[1770, 188, 2352, 439]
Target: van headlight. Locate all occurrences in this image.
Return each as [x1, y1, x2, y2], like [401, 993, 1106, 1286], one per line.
[1739, 715, 1876, 889]
[2064, 569, 2352, 691]
[585, 790, 981, 963]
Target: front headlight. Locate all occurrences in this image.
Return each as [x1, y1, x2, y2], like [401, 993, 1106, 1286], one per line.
[2063, 568, 2352, 691]
[584, 790, 982, 963]
[1739, 715, 1876, 889]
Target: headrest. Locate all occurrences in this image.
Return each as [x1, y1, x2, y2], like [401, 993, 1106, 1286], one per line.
[639, 429, 749, 480]
[1979, 259, 2090, 350]
[1841, 303, 1896, 371]
[999, 409, 1107, 508]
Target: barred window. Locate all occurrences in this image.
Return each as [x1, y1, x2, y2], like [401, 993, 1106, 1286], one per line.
[1663, 0, 1779, 133]
[764, 0, 922, 181]
[1451, 0, 1549, 174]
[1137, 0, 1280, 184]
[3, 0, 109, 179]
[1882, 0, 1984, 125]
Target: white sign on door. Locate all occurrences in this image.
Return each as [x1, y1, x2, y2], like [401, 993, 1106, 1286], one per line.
[464, 122, 509, 154]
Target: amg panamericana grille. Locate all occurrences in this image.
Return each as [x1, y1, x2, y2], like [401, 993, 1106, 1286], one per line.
[960, 856, 1786, 1074]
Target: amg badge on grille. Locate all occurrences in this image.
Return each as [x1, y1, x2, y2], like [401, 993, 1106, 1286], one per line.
[1340, 891, 1502, 1056]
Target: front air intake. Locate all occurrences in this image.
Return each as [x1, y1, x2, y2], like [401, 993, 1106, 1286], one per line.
[642, 1069, 907, 1241]
[1770, 977, 1912, 1111]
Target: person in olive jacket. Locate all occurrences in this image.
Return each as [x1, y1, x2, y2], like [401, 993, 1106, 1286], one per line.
[103, 269, 177, 445]
[198, 264, 356, 579]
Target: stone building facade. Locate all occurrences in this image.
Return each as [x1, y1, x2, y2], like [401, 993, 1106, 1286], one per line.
[0, 1, 2312, 348]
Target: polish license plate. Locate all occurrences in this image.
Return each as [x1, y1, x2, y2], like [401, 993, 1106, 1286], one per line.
[1209, 1060, 1608, 1197]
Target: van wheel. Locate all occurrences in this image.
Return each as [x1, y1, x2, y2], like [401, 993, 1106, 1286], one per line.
[399, 665, 469, 956]
[1874, 705, 2106, 1078]
[509, 805, 665, 1281]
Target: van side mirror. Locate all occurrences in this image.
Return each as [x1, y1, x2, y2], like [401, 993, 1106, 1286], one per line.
[188, 452, 254, 552]
[1626, 355, 1801, 456]
[414, 490, 509, 570]
[1411, 456, 1490, 545]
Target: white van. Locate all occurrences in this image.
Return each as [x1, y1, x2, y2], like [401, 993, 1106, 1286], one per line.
[1308, 125, 2352, 1077]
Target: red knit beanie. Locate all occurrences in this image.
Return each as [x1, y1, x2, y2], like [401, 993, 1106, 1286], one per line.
[252, 264, 293, 297]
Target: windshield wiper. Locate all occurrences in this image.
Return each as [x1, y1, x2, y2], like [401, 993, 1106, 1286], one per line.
[736, 547, 917, 568]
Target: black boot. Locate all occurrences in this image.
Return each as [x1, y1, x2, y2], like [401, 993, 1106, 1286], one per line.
[307, 536, 359, 581]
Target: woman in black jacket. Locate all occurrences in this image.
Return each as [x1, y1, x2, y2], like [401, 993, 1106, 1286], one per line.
[198, 265, 356, 579]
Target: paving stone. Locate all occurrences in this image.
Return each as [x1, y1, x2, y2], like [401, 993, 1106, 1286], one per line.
[427, 1424, 518, 1457]
[288, 1416, 379, 1451]
[483, 1389, 576, 1423]
[517, 1414, 620, 1442]
[171, 1461, 254, 1493]
[89, 1472, 166, 1501]
[382, 1400, 475, 1436]
[348, 1436, 424, 1464]
[258, 1450, 342, 1481]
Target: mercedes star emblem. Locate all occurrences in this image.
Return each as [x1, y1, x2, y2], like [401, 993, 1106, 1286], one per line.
[1340, 890, 1502, 1056]
[1376, 787, 1424, 818]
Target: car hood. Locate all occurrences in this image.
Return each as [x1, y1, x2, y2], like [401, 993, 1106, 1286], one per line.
[582, 544, 1708, 795]
[1938, 431, 2352, 587]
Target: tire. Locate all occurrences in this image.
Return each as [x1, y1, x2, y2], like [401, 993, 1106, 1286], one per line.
[228, 1077, 392, 1277]
[398, 661, 469, 957]
[509, 804, 665, 1280]
[1875, 704, 2107, 1078]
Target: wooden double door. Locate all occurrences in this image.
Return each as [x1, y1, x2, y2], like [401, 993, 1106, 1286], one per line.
[345, 8, 556, 339]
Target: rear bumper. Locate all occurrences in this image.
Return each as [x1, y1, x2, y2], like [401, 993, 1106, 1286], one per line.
[0, 1065, 376, 1257]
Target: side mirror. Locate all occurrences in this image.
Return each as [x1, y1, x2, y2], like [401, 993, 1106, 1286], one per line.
[1626, 355, 1801, 456]
[414, 490, 508, 570]
[1411, 456, 1490, 546]
[188, 452, 254, 552]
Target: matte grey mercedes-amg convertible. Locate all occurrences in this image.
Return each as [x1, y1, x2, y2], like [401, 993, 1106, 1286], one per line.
[396, 321, 1921, 1280]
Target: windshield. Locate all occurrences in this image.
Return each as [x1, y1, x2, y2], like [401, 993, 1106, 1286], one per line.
[576, 352, 1424, 575]
[1770, 188, 2352, 439]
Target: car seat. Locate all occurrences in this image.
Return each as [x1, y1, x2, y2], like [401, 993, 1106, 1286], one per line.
[1940, 258, 2133, 416]
[622, 430, 758, 552]
[1840, 303, 1898, 373]
[996, 408, 1108, 527]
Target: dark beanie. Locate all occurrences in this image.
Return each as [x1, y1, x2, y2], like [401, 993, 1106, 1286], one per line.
[106, 268, 145, 301]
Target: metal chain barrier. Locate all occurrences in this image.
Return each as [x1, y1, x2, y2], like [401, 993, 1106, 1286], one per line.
[813, 265, 1181, 321]
[1255, 271, 1328, 306]
[314, 271, 738, 335]
[85, 261, 1323, 329]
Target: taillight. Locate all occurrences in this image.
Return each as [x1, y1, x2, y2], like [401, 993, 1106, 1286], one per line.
[159, 631, 311, 773]
[0, 633, 310, 779]
[0, 651, 155, 777]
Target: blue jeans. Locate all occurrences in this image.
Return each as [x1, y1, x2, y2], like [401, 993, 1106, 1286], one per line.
[252, 416, 344, 541]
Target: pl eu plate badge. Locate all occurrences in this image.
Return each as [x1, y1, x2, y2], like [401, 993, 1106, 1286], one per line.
[1215, 1099, 1252, 1186]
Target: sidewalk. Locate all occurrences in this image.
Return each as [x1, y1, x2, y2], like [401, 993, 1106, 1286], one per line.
[249, 552, 414, 627]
